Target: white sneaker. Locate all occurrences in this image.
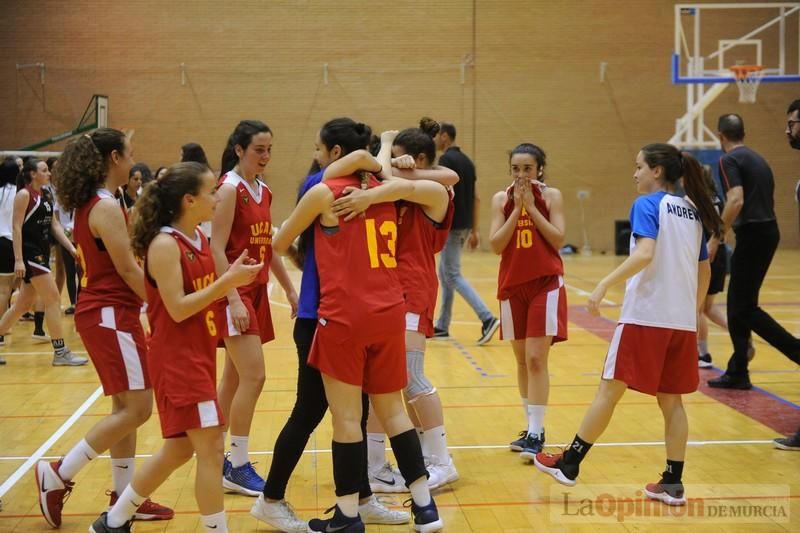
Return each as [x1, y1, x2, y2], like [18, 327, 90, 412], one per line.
[52, 350, 88, 366]
[369, 462, 407, 493]
[427, 455, 459, 490]
[250, 494, 306, 532]
[359, 494, 409, 525]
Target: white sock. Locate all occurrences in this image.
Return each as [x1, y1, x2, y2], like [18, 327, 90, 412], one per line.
[422, 425, 449, 464]
[229, 435, 249, 467]
[59, 439, 99, 481]
[107, 485, 145, 528]
[111, 458, 135, 495]
[202, 510, 228, 533]
[367, 433, 386, 471]
[336, 493, 359, 518]
[521, 398, 529, 426]
[527, 405, 546, 436]
[697, 339, 708, 356]
[416, 427, 428, 458]
[409, 476, 431, 507]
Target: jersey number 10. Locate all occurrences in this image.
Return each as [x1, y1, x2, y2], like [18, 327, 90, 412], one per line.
[516, 228, 533, 249]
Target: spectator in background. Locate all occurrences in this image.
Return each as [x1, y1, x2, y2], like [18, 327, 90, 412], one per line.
[707, 114, 800, 391]
[433, 122, 499, 345]
[772, 100, 800, 451]
[117, 165, 144, 213]
[181, 143, 210, 167]
[0, 158, 19, 358]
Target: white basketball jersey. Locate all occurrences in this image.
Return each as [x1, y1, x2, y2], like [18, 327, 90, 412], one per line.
[619, 192, 707, 332]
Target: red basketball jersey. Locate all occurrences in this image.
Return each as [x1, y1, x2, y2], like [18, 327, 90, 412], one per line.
[315, 175, 404, 332]
[396, 192, 454, 310]
[497, 183, 563, 299]
[146, 227, 221, 406]
[74, 189, 142, 313]
[219, 171, 272, 287]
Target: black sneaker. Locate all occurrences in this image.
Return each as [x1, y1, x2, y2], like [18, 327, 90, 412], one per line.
[533, 452, 579, 487]
[707, 373, 752, 390]
[509, 430, 528, 452]
[0, 334, 4, 346]
[644, 479, 686, 506]
[477, 317, 500, 346]
[773, 431, 800, 451]
[432, 328, 449, 339]
[407, 498, 443, 532]
[20, 312, 34, 322]
[519, 430, 546, 462]
[64, 306, 75, 316]
[89, 512, 132, 533]
[307, 505, 364, 533]
[698, 353, 712, 368]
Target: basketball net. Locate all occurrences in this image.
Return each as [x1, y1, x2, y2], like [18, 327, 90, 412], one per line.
[730, 65, 765, 104]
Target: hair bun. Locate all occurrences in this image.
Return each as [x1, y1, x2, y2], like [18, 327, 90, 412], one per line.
[419, 117, 440, 138]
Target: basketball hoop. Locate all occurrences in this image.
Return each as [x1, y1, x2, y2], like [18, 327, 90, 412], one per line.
[730, 65, 765, 104]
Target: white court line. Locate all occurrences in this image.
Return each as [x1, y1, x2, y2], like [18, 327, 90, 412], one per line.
[0, 386, 103, 498]
[0, 439, 776, 463]
[0, 351, 88, 356]
[565, 283, 616, 306]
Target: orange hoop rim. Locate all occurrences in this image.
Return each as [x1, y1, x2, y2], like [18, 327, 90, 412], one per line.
[730, 65, 765, 80]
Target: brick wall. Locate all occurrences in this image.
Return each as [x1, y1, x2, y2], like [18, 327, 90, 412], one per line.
[2, 1, 798, 251]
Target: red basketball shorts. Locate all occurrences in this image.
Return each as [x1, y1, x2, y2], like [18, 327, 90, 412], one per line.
[499, 275, 567, 343]
[221, 283, 274, 344]
[309, 313, 406, 394]
[75, 305, 150, 396]
[601, 322, 698, 396]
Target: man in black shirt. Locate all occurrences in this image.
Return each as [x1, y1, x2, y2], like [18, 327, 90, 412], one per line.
[771, 101, 800, 451]
[708, 113, 800, 390]
[433, 123, 499, 345]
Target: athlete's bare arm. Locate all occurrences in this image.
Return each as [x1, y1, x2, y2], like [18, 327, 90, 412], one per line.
[322, 150, 382, 181]
[489, 189, 521, 255]
[269, 254, 298, 318]
[273, 185, 334, 255]
[148, 234, 261, 323]
[50, 216, 75, 257]
[90, 198, 146, 300]
[210, 181, 250, 331]
[696, 259, 711, 313]
[11, 189, 28, 278]
[587, 237, 656, 315]
[524, 185, 566, 251]
[392, 166, 459, 186]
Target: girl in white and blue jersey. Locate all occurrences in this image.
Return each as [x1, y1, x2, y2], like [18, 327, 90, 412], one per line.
[534, 143, 723, 507]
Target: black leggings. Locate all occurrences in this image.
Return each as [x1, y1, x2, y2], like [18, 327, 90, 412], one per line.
[60, 244, 77, 305]
[725, 221, 800, 377]
[263, 318, 371, 500]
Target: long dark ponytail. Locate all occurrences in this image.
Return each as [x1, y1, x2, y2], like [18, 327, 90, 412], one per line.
[130, 162, 207, 258]
[640, 143, 724, 239]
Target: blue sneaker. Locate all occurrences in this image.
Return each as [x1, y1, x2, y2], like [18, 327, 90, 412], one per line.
[307, 505, 364, 532]
[222, 454, 232, 477]
[408, 498, 443, 532]
[519, 430, 545, 462]
[223, 461, 265, 496]
[509, 430, 528, 452]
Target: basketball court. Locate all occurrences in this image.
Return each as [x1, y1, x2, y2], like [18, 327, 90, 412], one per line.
[0, 1, 798, 531]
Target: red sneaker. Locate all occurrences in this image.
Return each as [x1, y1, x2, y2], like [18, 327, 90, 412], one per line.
[533, 452, 579, 487]
[644, 480, 686, 506]
[35, 460, 74, 528]
[108, 491, 175, 521]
